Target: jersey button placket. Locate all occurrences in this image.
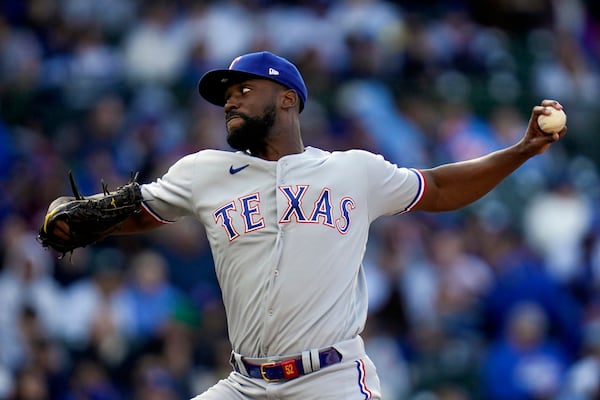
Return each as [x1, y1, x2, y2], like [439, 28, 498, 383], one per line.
[260, 159, 287, 355]
[279, 160, 288, 185]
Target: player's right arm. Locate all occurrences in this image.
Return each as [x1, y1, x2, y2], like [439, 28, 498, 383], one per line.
[112, 206, 166, 234]
[46, 200, 165, 242]
[44, 152, 198, 247]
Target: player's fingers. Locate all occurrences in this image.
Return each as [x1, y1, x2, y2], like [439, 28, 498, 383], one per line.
[52, 220, 71, 240]
[543, 126, 567, 143]
[540, 99, 563, 110]
[532, 105, 550, 116]
[557, 126, 568, 139]
[531, 105, 560, 123]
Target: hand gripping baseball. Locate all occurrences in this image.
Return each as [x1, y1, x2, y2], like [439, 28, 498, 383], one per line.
[38, 171, 143, 256]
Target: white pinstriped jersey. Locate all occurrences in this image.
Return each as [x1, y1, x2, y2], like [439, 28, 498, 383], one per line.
[141, 146, 425, 358]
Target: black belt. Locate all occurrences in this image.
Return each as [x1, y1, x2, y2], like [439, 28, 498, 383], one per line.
[234, 348, 342, 382]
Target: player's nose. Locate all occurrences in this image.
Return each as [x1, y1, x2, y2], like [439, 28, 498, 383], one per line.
[224, 85, 243, 112]
[224, 96, 239, 112]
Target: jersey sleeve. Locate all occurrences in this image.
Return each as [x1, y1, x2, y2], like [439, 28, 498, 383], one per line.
[362, 151, 425, 219]
[140, 153, 198, 222]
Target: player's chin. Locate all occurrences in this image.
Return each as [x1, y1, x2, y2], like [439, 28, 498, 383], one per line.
[226, 117, 244, 133]
[227, 130, 249, 152]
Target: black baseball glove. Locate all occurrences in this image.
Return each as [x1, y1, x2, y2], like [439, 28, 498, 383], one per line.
[38, 171, 143, 256]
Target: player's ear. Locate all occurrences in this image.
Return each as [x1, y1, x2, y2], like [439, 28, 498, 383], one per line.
[280, 89, 300, 111]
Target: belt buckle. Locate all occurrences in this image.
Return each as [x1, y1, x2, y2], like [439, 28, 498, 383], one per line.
[259, 362, 278, 382]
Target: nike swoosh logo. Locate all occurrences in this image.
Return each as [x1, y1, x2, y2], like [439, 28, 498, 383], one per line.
[229, 164, 250, 175]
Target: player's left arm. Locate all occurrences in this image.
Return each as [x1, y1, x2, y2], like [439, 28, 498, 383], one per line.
[412, 99, 567, 213]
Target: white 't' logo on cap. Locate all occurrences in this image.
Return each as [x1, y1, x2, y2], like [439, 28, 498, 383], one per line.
[268, 68, 280, 76]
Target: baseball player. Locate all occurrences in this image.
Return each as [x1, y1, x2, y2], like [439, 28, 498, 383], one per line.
[41, 51, 566, 399]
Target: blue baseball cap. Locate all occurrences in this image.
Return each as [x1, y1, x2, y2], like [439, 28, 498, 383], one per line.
[198, 51, 308, 112]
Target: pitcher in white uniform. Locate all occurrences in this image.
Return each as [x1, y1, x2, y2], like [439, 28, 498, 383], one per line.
[44, 51, 567, 399]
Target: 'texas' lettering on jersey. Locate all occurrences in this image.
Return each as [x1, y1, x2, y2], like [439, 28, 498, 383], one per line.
[213, 185, 357, 241]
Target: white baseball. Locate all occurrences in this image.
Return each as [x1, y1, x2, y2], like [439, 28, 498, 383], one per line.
[537, 107, 566, 134]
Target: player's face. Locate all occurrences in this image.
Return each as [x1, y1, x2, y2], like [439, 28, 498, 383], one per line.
[224, 80, 279, 154]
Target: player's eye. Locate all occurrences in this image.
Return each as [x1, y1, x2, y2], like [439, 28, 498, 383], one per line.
[242, 87, 251, 95]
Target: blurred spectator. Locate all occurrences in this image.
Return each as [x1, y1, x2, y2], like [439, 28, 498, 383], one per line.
[184, 1, 257, 67]
[67, 357, 122, 400]
[0, 232, 63, 371]
[364, 217, 413, 335]
[263, 2, 344, 63]
[124, 313, 200, 399]
[430, 229, 493, 333]
[405, 320, 482, 397]
[410, 384, 473, 400]
[146, 219, 219, 295]
[399, 226, 493, 334]
[523, 179, 593, 284]
[7, 366, 49, 400]
[482, 246, 583, 355]
[122, 249, 184, 341]
[531, 31, 600, 107]
[26, 337, 70, 400]
[435, 102, 500, 164]
[122, 0, 189, 85]
[132, 354, 181, 400]
[58, 0, 137, 35]
[62, 24, 123, 109]
[80, 94, 127, 158]
[60, 247, 133, 367]
[0, 15, 44, 125]
[363, 324, 412, 399]
[189, 336, 234, 395]
[0, 365, 11, 399]
[558, 319, 600, 400]
[530, 29, 600, 160]
[468, 0, 554, 33]
[481, 301, 569, 400]
[335, 79, 429, 167]
[0, 119, 18, 197]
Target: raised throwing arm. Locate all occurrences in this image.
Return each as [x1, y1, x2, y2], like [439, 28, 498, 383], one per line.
[412, 99, 566, 213]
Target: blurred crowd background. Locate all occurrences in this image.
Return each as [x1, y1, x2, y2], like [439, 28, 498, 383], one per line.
[1, 0, 600, 399]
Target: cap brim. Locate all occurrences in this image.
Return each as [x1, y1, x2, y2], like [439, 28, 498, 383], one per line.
[198, 69, 262, 107]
